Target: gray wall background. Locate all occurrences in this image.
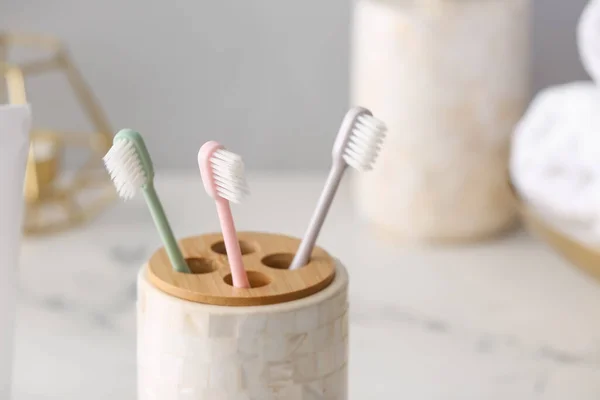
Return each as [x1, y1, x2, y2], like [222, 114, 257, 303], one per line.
[0, 0, 591, 170]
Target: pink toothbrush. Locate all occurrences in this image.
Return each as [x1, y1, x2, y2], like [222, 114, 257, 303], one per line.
[198, 141, 251, 288]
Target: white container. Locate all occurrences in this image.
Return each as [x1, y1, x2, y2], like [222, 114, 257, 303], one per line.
[0, 104, 31, 399]
[351, 0, 531, 241]
[137, 232, 349, 400]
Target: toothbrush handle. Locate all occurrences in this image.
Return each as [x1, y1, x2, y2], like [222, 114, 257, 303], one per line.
[290, 161, 346, 270]
[143, 186, 190, 273]
[215, 198, 250, 288]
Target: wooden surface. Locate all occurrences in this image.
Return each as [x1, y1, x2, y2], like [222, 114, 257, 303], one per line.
[509, 180, 600, 283]
[146, 231, 337, 306]
[519, 205, 600, 281]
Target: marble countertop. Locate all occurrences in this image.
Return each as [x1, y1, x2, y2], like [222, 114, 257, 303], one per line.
[11, 172, 600, 399]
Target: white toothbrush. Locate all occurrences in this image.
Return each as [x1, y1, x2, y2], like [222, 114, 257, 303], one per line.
[289, 107, 387, 270]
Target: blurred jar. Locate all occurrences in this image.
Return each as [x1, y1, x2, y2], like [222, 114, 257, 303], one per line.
[351, 0, 531, 242]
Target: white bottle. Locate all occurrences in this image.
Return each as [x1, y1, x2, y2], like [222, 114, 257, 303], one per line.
[0, 104, 31, 399]
[351, 0, 531, 241]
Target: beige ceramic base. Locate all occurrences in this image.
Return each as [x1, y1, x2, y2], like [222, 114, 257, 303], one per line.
[351, 0, 529, 243]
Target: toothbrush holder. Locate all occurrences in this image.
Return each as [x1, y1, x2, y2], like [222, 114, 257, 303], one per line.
[137, 231, 349, 400]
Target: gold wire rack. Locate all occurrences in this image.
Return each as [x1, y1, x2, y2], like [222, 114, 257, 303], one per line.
[0, 33, 116, 235]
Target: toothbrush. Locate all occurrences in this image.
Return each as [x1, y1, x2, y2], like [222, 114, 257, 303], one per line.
[198, 141, 251, 288]
[103, 129, 190, 273]
[289, 107, 387, 270]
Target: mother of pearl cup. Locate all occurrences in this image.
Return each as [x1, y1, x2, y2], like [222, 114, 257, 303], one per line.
[137, 232, 349, 400]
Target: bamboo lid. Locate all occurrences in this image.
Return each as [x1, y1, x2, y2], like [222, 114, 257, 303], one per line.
[146, 231, 337, 306]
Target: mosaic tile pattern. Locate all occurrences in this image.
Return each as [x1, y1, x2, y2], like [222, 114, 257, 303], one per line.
[138, 263, 349, 400]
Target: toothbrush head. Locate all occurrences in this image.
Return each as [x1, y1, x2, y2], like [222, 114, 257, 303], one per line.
[198, 141, 249, 204]
[103, 129, 154, 200]
[332, 106, 387, 171]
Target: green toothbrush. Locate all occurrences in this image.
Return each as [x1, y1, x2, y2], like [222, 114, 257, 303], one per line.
[103, 129, 190, 273]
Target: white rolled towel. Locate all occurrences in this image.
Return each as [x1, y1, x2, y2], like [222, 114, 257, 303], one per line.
[510, 81, 600, 247]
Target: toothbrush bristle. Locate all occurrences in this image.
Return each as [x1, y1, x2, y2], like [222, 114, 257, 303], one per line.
[103, 138, 147, 200]
[343, 114, 387, 171]
[211, 149, 249, 204]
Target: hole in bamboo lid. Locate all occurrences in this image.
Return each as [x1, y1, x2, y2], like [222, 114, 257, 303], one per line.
[211, 240, 255, 256]
[223, 271, 270, 288]
[261, 253, 303, 270]
[186, 257, 216, 274]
